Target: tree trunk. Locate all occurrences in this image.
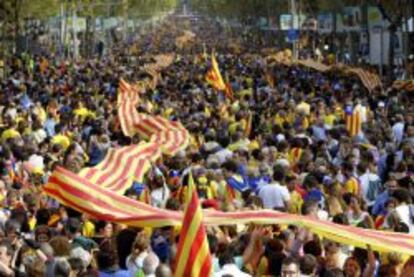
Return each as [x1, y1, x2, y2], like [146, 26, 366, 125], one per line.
[13, 0, 20, 53]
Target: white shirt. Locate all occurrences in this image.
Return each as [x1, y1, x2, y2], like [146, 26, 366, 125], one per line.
[126, 251, 148, 276]
[214, 264, 251, 277]
[392, 122, 405, 145]
[212, 148, 233, 165]
[359, 172, 381, 206]
[151, 185, 170, 208]
[395, 205, 414, 233]
[32, 129, 47, 144]
[258, 182, 290, 209]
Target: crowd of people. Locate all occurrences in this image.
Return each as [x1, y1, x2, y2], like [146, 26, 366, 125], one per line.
[0, 15, 412, 277]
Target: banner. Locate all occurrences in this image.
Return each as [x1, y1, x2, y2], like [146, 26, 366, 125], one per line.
[317, 13, 333, 34]
[337, 7, 361, 32]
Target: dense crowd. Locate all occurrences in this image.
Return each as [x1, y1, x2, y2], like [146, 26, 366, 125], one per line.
[0, 16, 412, 277]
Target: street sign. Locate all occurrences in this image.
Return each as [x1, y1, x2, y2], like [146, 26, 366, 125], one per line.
[287, 29, 299, 42]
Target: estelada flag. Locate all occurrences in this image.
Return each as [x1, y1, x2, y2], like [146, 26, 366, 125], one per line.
[345, 105, 362, 137]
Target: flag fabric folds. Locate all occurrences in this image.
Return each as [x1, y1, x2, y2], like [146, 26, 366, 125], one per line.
[78, 143, 161, 194]
[44, 166, 414, 256]
[346, 67, 382, 92]
[206, 54, 226, 91]
[174, 173, 212, 277]
[117, 79, 190, 156]
[345, 105, 362, 137]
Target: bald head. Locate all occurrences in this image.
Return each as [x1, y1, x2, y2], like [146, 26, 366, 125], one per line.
[155, 263, 172, 277]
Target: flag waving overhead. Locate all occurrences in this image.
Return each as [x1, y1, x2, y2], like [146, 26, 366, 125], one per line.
[117, 79, 190, 156]
[206, 53, 226, 91]
[44, 168, 414, 256]
[345, 105, 362, 137]
[174, 173, 212, 277]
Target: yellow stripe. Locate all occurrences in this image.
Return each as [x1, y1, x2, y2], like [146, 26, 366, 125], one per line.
[46, 182, 132, 217]
[52, 172, 155, 215]
[175, 207, 203, 276]
[191, 238, 211, 276]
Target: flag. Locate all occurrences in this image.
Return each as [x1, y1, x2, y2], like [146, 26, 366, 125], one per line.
[244, 112, 252, 137]
[44, 167, 414, 256]
[117, 79, 190, 155]
[224, 82, 234, 100]
[347, 68, 381, 92]
[345, 105, 362, 137]
[78, 143, 161, 194]
[206, 53, 226, 91]
[298, 59, 331, 72]
[174, 173, 212, 277]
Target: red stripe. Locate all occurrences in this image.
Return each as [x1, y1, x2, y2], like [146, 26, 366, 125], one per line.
[183, 224, 208, 276]
[175, 191, 199, 270]
[199, 254, 212, 277]
[121, 101, 134, 136]
[53, 167, 159, 213]
[48, 176, 138, 216]
[302, 217, 414, 249]
[44, 187, 181, 223]
[100, 144, 158, 189]
[44, 187, 120, 220]
[95, 144, 149, 184]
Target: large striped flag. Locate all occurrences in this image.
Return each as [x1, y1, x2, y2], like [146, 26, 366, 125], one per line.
[298, 59, 331, 72]
[347, 67, 382, 92]
[174, 173, 212, 277]
[117, 79, 190, 156]
[206, 53, 226, 91]
[44, 167, 414, 256]
[345, 105, 362, 137]
[78, 143, 161, 194]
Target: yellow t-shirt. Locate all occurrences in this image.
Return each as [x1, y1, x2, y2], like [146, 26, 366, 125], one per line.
[228, 122, 241, 135]
[74, 108, 95, 121]
[52, 134, 71, 150]
[324, 114, 337, 127]
[289, 191, 303, 214]
[35, 106, 47, 123]
[82, 220, 95, 238]
[344, 177, 360, 195]
[1, 128, 20, 142]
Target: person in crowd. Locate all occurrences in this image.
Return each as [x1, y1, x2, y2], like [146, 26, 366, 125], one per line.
[0, 14, 411, 277]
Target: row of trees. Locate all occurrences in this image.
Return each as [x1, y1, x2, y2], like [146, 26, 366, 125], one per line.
[188, 0, 413, 77]
[0, 0, 179, 56]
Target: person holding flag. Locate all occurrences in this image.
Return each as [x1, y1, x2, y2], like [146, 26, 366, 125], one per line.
[206, 53, 233, 100]
[174, 172, 212, 277]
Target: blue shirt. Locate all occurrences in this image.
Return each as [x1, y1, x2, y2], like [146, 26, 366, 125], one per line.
[20, 94, 33, 110]
[248, 176, 271, 193]
[312, 125, 327, 141]
[372, 191, 390, 216]
[44, 119, 56, 137]
[227, 175, 249, 192]
[98, 270, 130, 277]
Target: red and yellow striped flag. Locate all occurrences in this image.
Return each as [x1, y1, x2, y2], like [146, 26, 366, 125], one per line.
[345, 105, 362, 137]
[78, 143, 161, 194]
[117, 79, 190, 156]
[44, 167, 414, 255]
[174, 173, 212, 277]
[206, 54, 226, 91]
[347, 68, 382, 92]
